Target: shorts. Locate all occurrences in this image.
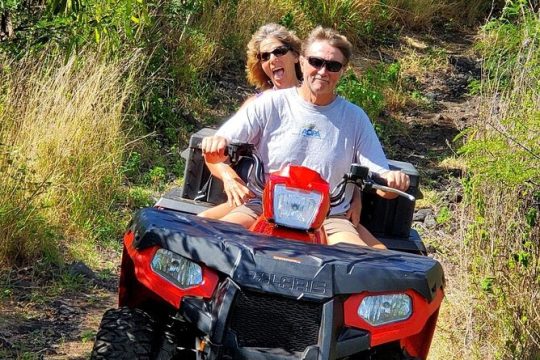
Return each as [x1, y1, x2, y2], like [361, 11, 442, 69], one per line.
[229, 199, 359, 237]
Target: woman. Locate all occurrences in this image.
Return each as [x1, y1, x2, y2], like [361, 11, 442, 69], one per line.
[198, 23, 302, 219]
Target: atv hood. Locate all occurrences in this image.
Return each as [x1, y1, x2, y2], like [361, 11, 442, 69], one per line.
[131, 208, 444, 302]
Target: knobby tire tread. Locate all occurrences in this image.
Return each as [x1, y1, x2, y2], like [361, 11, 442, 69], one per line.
[91, 307, 155, 360]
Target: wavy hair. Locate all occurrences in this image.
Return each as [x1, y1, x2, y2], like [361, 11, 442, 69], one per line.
[246, 23, 302, 90]
[302, 26, 352, 66]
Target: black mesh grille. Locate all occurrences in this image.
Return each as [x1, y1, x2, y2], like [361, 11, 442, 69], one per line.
[228, 290, 322, 352]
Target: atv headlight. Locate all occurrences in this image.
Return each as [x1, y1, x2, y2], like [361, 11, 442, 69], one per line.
[151, 249, 203, 288]
[358, 294, 412, 326]
[273, 184, 323, 230]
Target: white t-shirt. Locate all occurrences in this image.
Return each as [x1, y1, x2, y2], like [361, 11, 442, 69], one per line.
[216, 87, 389, 214]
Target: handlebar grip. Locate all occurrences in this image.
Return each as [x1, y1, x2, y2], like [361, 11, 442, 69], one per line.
[370, 173, 388, 186]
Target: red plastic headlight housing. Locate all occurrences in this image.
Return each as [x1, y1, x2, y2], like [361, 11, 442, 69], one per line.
[263, 165, 330, 230]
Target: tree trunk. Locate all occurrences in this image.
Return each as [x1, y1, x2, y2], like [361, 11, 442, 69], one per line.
[1, 11, 14, 40]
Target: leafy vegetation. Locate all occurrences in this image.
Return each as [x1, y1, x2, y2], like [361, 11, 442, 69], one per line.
[449, 2, 540, 358]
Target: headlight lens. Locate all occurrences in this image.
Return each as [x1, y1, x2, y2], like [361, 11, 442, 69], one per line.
[151, 249, 203, 288]
[358, 294, 412, 326]
[273, 184, 323, 230]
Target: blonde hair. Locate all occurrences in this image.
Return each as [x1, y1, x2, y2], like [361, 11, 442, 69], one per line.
[302, 26, 352, 66]
[246, 23, 302, 90]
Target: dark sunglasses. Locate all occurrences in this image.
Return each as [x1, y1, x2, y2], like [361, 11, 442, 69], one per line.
[258, 45, 291, 62]
[307, 56, 344, 72]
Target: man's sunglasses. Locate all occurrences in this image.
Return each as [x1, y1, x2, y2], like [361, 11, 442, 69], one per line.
[307, 56, 344, 72]
[258, 45, 291, 62]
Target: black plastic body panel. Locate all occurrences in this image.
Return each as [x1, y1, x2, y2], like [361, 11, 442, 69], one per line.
[132, 208, 444, 302]
[181, 280, 371, 360]
[361, 160, 419, 238]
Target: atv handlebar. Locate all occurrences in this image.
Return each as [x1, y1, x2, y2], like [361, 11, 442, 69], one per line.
[224, 144, 415, 206]
[330, 164, 415, 207]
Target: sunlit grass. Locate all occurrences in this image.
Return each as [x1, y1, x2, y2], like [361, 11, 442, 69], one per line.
[453, 5, 540, 358]
[0, 49, 139, 266]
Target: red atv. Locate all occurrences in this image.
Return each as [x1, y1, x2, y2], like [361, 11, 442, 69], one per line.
[91, 128, 444, 360]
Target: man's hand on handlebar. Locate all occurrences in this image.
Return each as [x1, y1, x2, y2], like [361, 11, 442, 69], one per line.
[201, 135, 229, 163]
[378, 170, 410, 199]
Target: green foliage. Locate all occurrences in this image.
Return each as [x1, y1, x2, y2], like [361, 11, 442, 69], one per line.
[1, 0, 149, 57]
[0, 0, 19, 11]
[298, 0, 375, 43]
[480, 276, 494, 293]
[457, 3, 540, 357]
[122, 151, 142, 180]
[467, 79, 481, 95]
[337, 62, 400, 120]
[436, 206, 451, 224]
[146, 165, 166, 187]
[81, 329, 96, 343]
[337, 70, 385, 120]
[127, 186, 154, 208]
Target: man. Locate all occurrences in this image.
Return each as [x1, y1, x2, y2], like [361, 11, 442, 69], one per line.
[201, 26, 409, 249]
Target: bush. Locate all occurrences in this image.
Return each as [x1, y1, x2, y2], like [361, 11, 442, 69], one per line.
[454, 3, 540, 358]
[337, 62, 400, 120]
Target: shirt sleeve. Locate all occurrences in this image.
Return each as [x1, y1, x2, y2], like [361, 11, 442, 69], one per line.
[215, 96, 265, 146]
[354, 110, 389, 175]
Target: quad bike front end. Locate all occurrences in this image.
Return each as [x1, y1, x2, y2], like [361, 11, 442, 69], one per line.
[91, 128, 444, 360]
[91, 208, 444, 360]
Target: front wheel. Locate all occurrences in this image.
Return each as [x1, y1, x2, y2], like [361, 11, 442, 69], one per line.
[91, 307, 155, 359]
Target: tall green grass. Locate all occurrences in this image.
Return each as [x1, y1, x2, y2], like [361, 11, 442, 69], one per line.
[440, 3, 539, 358]
[0, 49, 139, 266]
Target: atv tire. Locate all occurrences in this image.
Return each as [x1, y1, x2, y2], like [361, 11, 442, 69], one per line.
[91, 307, 156, 360]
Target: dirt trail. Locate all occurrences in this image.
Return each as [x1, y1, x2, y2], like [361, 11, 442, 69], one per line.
[0, 30, 480, 359]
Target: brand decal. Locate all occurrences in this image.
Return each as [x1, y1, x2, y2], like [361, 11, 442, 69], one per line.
[244, 271, 327, 295]
[295, 124, 322, 139]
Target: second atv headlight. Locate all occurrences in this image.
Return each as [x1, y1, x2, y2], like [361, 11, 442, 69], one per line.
[358, 294, 412, 326]
[151, 249, 203, 288]
[273, 184, 323, 230]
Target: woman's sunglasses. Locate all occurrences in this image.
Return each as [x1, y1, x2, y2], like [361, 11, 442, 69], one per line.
[258, 45, 291, 62]
[307, 56, 344, 72]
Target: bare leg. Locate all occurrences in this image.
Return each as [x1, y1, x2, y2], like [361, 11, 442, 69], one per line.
[219, 212, 256, 229]
[327, 225, 386, 249]
[198, 203, 237, 219]
[357, 224, 386, 249]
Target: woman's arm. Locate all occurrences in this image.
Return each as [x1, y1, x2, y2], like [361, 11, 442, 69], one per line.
[201, 135, 254, 206]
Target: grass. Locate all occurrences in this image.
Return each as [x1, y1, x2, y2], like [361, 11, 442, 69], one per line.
[450, 4, 540, 358]
[0, 48, 139, 266]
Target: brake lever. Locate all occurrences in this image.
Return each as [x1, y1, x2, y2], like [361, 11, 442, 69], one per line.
[369, 182, 416, 201]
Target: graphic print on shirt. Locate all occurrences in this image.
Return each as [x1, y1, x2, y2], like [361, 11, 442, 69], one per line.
[294, 123, 323, 139]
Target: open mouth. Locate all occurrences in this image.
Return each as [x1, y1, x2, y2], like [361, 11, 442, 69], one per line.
[272, 68, 285, 80]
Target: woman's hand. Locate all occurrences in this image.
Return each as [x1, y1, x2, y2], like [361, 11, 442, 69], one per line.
[222, 172, 254, 207]
[201, 135, 229, 163]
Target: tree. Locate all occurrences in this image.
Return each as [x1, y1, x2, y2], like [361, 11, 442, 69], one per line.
[0, 0, 17, 40]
